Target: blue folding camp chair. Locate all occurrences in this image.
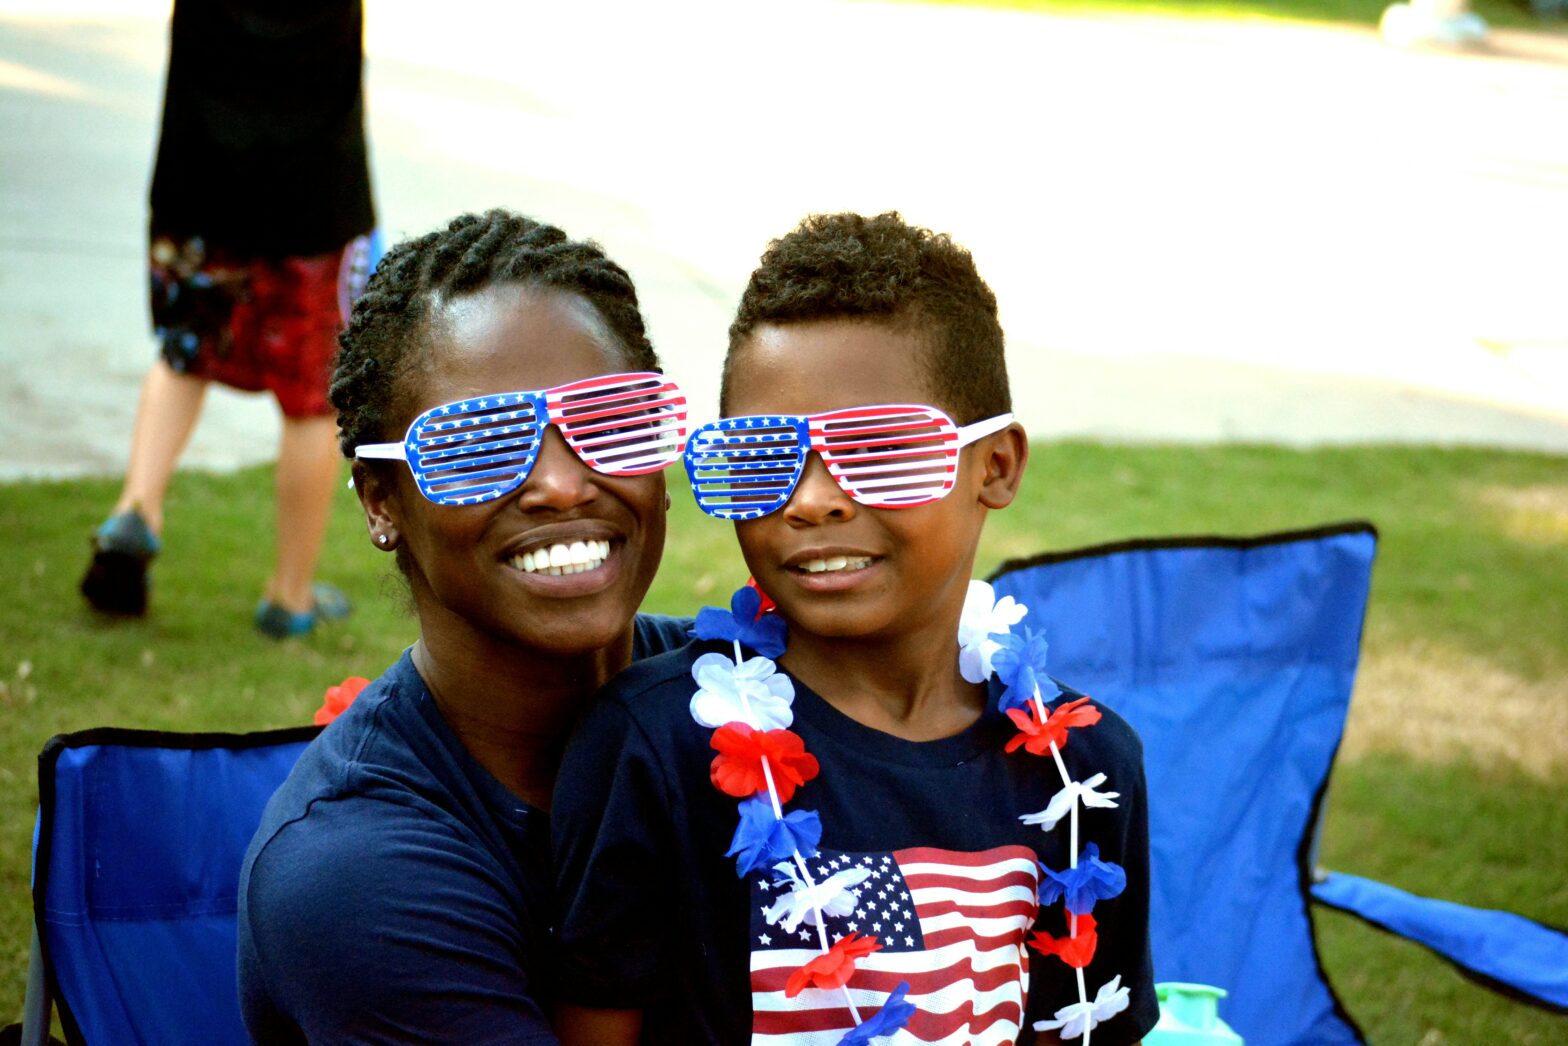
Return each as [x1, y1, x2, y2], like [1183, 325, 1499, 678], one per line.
[15, 523, 1563, 1044]
[19, 726, 318, 1046]
[989, 521, 1568, 1045]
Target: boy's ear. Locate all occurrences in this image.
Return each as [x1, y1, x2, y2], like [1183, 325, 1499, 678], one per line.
[353, 459, 403, 550]
[976, 422, 1029, 510]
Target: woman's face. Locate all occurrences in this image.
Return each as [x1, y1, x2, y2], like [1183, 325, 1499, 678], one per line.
[377, 283, 667, 657]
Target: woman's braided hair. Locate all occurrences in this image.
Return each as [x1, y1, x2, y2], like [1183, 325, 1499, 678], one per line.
[331, 209, 659, 458]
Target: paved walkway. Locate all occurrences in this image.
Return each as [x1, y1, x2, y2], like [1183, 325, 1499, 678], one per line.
[2, 0, 1566, 479]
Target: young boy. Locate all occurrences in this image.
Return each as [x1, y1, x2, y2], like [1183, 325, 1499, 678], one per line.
[552, 213, 1156, 1045]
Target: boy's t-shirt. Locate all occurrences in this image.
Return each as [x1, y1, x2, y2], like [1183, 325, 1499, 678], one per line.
[553, 639, 1159, 1045]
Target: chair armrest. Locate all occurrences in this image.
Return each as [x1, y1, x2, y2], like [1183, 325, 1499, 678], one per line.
[1312, 870, 1568, 1013]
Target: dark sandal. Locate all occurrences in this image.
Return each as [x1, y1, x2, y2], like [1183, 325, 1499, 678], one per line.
[80, 510, 160, 616]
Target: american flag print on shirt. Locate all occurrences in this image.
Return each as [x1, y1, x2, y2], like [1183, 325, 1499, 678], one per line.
[749, 845, 1039, 1045]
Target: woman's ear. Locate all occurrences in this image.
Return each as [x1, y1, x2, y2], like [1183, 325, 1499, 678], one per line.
[977, 422, 1029, 510]
[354, 460, 402, 550]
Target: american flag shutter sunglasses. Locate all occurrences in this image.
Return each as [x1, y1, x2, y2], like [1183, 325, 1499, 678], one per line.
[684, 404, 1014, 520]
[355, 371, 688, 506]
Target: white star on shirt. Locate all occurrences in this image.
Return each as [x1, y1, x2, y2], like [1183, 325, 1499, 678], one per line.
[758, 934, 770, 945]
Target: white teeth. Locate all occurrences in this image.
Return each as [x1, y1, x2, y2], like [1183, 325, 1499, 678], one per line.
[512, 540, 612, 575]
[798, 556, 872, 574]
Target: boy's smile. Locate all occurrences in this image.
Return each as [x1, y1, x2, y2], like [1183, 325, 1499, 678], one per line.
[724, 318, 1019, 671]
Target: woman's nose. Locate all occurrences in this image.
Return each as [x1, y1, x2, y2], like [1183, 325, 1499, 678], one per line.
[516, 426, 598, 510]
[781, 452, 855, 526]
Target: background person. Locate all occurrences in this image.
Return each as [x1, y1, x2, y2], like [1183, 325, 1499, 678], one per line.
[80, 0, 376, 638]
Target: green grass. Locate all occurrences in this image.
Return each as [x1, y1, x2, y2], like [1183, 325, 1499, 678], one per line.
[3, 442, 1566, 1038]
[895, 0, 1552, 30]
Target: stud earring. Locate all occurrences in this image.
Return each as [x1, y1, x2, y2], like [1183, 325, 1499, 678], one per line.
[377, 534, 389, 545]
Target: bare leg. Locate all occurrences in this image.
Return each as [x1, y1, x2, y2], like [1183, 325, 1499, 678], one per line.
[114, 359, 209, 534]
[265, 414, 340, 613]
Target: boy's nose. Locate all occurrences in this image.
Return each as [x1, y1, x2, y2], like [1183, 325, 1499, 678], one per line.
[515, 425, 598, 511]
[781, 452, 854, 526]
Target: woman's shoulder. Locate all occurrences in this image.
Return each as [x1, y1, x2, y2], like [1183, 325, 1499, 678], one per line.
[248, 653, 485, 867]
[631, 612, 694, 659]
[603, 638, 706, 707]
[566, 640, 718, 764]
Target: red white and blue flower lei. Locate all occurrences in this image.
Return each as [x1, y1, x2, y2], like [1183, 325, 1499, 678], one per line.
[688, 579, 1130, 1044]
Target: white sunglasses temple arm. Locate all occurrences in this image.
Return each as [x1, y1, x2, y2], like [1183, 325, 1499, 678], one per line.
[346, 442, 409, 489]
[354, 442, 409, 462]
[956, 412, 1015, 447]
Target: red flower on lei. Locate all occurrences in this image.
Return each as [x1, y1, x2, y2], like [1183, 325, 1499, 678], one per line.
[314, 676, 370, 726]
[784, 933, 882, 997]
[710, 724, 820, 803]
[1028, 912, 1099, 968]
[1004, 696, 1102, 756]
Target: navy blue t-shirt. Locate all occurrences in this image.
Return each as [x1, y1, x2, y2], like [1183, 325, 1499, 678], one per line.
[552, 640, 1158, 1045]
[237, 614, 690, 1045]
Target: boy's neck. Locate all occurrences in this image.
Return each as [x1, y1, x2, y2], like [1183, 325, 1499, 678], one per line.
[780, 627, 987, 743]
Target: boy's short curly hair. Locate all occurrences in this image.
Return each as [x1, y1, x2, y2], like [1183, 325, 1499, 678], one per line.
[723, 212, 1010, 424]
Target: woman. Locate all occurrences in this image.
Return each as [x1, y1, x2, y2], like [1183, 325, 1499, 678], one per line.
[237, 211, 690, 1043]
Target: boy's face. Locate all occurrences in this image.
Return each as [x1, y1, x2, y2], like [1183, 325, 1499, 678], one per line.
[724, 319, 1007, 647]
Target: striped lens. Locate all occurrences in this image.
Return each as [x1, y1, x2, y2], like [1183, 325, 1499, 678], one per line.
[359, 372, 688, 506]
[685, 404, 1010, 520]
[550, 373, 689, 477]
[814, 405, 961, 507]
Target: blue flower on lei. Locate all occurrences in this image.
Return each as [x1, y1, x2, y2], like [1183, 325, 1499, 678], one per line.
[1038, 842, 1127, 915]
[726, 794, 821, 876]
[990, 626, 1063, 711]
[837, 982, 915, 1044]
[692, 584, 787, 658]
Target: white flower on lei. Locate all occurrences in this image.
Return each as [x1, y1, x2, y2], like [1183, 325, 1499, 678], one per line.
[957, 579, 1027, 683]
[1018, 773, 1121, 833]
[689, 652, 795, 730]
[1033, 975, 1131, 1040]
[762, 863, 872, 934]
